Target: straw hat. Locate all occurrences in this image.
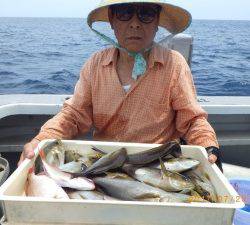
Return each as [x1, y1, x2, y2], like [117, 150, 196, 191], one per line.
[87, 0, 192, 34]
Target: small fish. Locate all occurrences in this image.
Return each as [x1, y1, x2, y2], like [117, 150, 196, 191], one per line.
[184, 168, 218, 202]
[122, 162, 194, 192]
[26, 168, 69, 199]
[39, 149, 95, 191]
[78, 148, 127, 176]
[193, 178, 218, 203]
[45, 140, 65, 167]
[126, 141, 181, 165]
[153, 157, 200, 173]
[94, 177, 191, 203]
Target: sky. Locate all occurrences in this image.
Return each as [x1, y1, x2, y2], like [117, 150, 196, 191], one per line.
[0, 0, 250, 20]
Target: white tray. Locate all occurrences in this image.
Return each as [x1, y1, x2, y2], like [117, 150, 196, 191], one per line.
[0, 140, 244, 225]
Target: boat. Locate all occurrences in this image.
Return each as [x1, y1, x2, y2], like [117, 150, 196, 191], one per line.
[0, 34, 249, 175]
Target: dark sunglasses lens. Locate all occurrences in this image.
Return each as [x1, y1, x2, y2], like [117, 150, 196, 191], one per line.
[114, 5, 134, 21]
[138, 6, 158, 23]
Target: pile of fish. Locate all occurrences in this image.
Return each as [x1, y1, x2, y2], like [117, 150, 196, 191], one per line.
[25, 140, 218, 203]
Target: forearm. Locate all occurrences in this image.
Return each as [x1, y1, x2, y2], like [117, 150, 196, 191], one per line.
[34, 100, 92, 142]
[183, 116, 219, 148]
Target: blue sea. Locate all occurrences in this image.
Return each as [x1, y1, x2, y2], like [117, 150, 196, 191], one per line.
[0, 18, 249, 96]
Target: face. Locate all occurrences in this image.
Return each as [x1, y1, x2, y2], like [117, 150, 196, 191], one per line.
[109, 3, 160, 53]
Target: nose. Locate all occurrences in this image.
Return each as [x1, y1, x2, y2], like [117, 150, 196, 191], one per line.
[129, 14, 141, 29]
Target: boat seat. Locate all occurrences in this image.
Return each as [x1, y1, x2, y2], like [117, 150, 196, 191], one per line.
[158, 33, 193, 66]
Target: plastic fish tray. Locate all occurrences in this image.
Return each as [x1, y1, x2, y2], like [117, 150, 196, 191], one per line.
[0, 140, 244, 225]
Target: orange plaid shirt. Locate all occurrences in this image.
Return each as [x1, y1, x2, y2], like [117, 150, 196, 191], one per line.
[35, 44, 219, 148]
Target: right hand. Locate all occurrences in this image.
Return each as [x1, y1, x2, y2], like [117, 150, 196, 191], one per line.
[18, 139, 40, 166]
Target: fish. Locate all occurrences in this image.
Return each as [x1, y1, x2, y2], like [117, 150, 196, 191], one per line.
[93, 177, 191, 203]
[77, 148, 127, 176]
[26, 168, 69, 199]
[39, 149, 95, 191]
[193, 178, 218, 203]
[34, 139, 65, 174]
[67, 190, 118, 201]
[152, 157, 200, 173]
[44, 139, 65, 167]
[126, 141, 182, 165]
[184, 168, 218, 202]
[122, 163, 194, 192]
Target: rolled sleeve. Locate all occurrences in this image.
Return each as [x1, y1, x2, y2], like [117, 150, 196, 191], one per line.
[171, 54, 219, 148]
[34, 58, 93, 141]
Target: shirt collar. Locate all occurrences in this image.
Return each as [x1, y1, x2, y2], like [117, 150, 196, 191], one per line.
[102, 44, 165, 68]
[102, 47, 117, 66]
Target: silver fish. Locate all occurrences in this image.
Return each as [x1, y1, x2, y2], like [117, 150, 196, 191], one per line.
[26, 172, 69, 199]
[153, 157, 200, 173]
[35, 140, 65, 174]
[39, 149, 95, 191]
[45, 140, 65, 167]
[79, 148, 127, 176]
[94, 177, 191, 203]
[122, 164, 194, 192]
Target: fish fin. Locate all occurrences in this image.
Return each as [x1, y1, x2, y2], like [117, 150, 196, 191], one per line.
[159, 158, 172, 177]
[179, 189, 192, 194]
[91, 146, 106, 154]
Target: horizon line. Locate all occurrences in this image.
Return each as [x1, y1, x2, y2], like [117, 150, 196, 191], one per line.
[0, 16, 250, 21]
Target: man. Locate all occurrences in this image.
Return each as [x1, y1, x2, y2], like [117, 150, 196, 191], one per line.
[18, 0, 222, 170]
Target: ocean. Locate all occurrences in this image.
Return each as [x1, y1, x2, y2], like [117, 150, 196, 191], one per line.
[0, 18, 249, 96]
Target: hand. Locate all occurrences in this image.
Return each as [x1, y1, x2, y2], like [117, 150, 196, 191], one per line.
[18, 139, 40, 166]
[205, 146, 223, 172]
[208, 154, 217, 164]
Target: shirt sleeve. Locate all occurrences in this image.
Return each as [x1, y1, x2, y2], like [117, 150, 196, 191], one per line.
[34, 58, 93, 141]
[171, 53, 219, 148]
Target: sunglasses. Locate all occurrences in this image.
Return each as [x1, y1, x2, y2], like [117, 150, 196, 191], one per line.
[110, 3, 161, 24]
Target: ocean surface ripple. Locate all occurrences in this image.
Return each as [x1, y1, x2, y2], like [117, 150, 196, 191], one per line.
[0, 18, 249, 96]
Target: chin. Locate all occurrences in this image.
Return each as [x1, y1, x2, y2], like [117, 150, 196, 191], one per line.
[125, 45, 145, 53]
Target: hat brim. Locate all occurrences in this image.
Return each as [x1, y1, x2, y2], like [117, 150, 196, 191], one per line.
[87, 0, 192, 34]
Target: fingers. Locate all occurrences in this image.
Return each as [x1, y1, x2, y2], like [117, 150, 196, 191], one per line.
[208, 154, 217, 164]
[18, 140, 39, 166]
[24, 142, 35, 159]
[17, 153, 24, 167]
